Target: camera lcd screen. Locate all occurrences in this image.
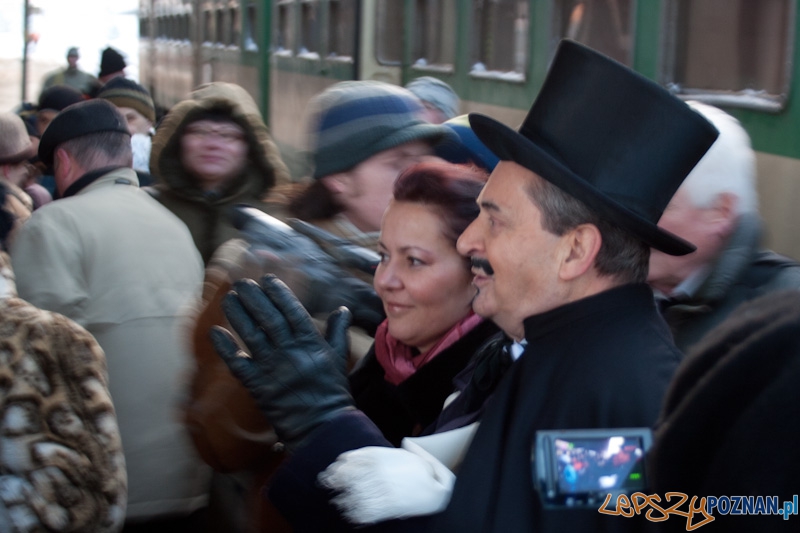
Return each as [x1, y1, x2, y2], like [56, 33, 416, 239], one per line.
[553, 435, 646, 495]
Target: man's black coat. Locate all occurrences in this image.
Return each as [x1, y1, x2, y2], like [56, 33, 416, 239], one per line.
[270, 284, 680, 532]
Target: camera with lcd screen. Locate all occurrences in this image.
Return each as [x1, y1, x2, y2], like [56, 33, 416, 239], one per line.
[533, 428, 652, 509]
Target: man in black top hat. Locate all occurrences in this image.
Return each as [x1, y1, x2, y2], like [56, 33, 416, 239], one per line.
[209, 40, 718, 532]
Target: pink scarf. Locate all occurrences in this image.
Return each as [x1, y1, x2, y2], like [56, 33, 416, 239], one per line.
[374, 312, 484, 386]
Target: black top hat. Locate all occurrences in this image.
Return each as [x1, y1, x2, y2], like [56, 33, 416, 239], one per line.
[38, 99, 130, 167]
[469, 40, 719, 256]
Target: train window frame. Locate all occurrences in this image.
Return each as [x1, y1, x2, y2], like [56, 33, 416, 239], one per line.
[661, 0, 796, 113]
[550, 0, 636, 67]
[327, 0, 356, 62]
[216, 8, 226, 46]
[181, 12, 190, 42]
[375, 0, 404, 66]
[244, 2, 259, 51]
[411, 0, 457, 74]
[469, 0, 530, 83]
[299, 0, 321, 59]
[140, 14, 150, 39]
[175, 14, 181, 41]
[228, 5, 241, 48]
[203, 8, 214, 45]
[275, 0, 295, 56]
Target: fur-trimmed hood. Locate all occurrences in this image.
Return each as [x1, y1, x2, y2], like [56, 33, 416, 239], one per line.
[150, 82, 290, 201]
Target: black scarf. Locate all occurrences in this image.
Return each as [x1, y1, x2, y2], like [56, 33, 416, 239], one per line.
[62, 166, 130, 198]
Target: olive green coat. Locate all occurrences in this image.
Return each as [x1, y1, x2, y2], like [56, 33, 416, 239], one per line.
[149, 82, 290, 263]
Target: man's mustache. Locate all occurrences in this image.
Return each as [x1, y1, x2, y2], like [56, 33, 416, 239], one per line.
[470, 257, 494, 276]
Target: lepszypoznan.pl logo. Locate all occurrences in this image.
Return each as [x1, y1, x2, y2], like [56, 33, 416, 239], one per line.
[598, 492, 799, 530]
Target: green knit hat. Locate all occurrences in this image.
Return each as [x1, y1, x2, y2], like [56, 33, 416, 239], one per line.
[97, 77, 156, 123]
[309, 81, 454, 179]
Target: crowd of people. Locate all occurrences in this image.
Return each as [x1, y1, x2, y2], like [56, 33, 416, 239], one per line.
[0, 39, 797, 533]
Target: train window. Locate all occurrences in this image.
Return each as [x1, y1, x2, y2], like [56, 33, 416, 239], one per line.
[552, 0, 634, 66]
[139, 16, 149, 39]
[276, 1, 294, 54]
[181, 13, 190, 41]
[328, 0, 355, 60]
[203, 9, 214, 44]
[376, 0, 403, 65]
[216, 9, 226, 44]
[244, 3, 259, 51]
[229, 7, 240, 47]
[664, 0, 794, 111]
[471, 0, 529, 81]
[412, 0, 456, 72]
[300, 1, 321, 58]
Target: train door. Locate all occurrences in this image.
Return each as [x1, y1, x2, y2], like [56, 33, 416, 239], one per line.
[361, 0, 460, 87]
[359, 0, 403, 84]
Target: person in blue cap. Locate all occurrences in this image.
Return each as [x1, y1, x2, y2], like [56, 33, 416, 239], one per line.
[405, 76, 460, 124]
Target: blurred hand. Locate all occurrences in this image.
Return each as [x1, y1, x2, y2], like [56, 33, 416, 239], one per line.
[211, 275, 354, 451]
[231, 207, 386, 330]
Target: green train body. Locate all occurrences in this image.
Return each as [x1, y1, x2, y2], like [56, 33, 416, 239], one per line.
[140, 0, 800, 259]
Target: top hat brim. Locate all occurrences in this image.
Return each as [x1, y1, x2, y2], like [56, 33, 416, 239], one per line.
[470, 113, 696, 256]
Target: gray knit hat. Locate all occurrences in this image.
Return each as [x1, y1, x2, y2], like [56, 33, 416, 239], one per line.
[405, 76, 460, 121]
[309, 81, 454, 179]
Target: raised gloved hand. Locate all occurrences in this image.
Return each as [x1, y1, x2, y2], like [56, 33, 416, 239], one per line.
[211, 275, 354, 451]
[231, 206, 386, 332]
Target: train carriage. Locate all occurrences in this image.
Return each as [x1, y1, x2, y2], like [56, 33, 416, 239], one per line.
[140, 0, 800, 260]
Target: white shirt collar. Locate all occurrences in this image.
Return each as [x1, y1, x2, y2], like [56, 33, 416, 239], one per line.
[509, 340, 526, 361]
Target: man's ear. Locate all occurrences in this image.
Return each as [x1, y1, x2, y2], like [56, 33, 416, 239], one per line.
[53, 147, 76, 194]
[319, 172, 353, 198]
[54, 147, 72, 174]
[707, 192, 738, 237]
[558, 223, 602, 281]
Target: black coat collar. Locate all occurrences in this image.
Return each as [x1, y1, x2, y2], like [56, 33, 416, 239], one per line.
[62, 166, 131, 198]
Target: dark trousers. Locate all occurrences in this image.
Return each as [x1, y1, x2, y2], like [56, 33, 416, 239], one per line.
[122, 507, 209, 533]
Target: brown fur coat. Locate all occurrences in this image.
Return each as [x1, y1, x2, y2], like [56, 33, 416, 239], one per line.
[0, 253, 126, 532]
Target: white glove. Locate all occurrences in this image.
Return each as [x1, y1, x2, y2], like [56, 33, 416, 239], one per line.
[318, 439, 456, 524]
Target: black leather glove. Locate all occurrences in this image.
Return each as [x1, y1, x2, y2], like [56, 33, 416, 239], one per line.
[211, 275, 354, 451]
[231, 206, 386, 331]
[310, 273, 385, 336]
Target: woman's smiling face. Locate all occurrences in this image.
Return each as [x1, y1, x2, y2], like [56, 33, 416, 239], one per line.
[374, 200, 475, 353]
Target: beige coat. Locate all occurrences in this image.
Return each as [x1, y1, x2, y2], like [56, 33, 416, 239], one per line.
[11, 168, 211, 522]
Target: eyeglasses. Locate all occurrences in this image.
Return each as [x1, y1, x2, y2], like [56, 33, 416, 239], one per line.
[183, 126, 246, 143]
